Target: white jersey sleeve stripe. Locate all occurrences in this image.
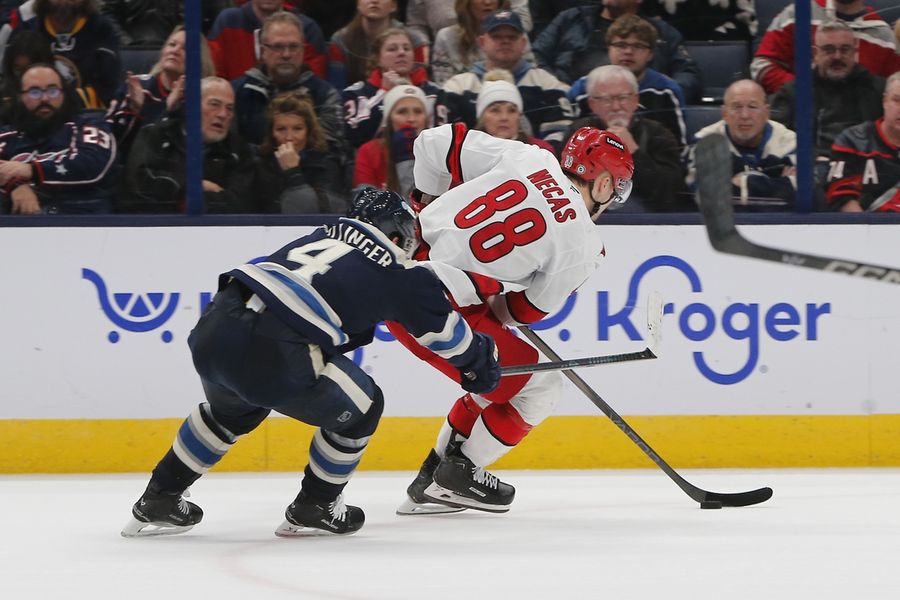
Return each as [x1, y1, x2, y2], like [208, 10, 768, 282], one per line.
[233, 263, 348, 347]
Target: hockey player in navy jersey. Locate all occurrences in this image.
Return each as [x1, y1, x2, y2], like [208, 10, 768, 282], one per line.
[121, 188, 501, 538]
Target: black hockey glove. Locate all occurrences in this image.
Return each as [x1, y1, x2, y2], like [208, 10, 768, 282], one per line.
[458, 332, 501, 395]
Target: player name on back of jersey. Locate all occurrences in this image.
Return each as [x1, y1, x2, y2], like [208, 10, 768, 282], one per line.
[526, 169, 577, 223]
[325, 221, 398, 267]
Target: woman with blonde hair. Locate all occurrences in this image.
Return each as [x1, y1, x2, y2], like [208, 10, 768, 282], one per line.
[343, 27, 445, 148]
[474, 69, 554, 153]
[353, 82, 432, 198]
[254, 91, 346, 214]
[109, 25, 215, 158]
[123, 25, 215, 124]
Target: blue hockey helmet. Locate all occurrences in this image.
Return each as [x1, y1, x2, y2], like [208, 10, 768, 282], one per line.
[347, 187, 418, 257]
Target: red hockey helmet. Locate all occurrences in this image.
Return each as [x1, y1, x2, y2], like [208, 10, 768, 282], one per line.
[561, 127, 635, 204]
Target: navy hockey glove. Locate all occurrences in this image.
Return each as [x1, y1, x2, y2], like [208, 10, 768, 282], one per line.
[391, 126, 417, 162]
[459, 333, 501, 395]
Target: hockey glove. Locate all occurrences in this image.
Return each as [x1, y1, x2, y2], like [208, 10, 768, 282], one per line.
[458, 332, 501, 395]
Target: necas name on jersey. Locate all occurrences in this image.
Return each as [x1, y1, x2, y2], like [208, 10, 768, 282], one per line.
[526, 168, 576, 223]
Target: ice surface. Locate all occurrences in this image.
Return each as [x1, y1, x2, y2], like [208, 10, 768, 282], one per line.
[2, 469, 898, 599]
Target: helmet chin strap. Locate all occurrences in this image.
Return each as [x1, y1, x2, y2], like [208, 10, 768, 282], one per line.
[588, 179, 613, 218]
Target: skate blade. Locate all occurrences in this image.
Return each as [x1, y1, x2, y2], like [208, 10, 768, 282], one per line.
[120, 517, 195, 538]
[423, 482, 511, 514]
[395, 495, 467, 516]
[274, 519, 360, 538]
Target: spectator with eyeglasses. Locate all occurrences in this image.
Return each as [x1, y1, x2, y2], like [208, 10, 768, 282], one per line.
[233, 10, 348, 173]
[532, 0, 701, 103]
[566, 64, 687, 212]
[0, 63, 117, 214]
[687, 79, 798, 212]
[770, 20, 884, 162]
[752, 0, 900, 95]
[567, 14, 687, 151]
[207, 0, 329, 81]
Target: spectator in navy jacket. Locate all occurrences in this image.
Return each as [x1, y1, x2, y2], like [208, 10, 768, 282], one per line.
[342, 26, 444, 148]
[568, 14, 687, 150]
[532, 0, 701, 103]
[0, 63, 117, 214]
[232, 11, 347, 161]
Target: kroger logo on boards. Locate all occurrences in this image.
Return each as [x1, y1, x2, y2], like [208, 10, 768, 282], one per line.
[600, 256, 831, 385]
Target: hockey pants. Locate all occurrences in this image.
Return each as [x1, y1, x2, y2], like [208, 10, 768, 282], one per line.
[150, 283, 384, 502]
[387, 303, 562, 467]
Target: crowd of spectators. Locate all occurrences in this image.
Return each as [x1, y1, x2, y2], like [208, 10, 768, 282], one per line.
[0, 0, 897, 215]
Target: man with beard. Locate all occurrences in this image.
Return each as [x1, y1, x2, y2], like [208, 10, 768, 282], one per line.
[826, 72, 900, 212]
[532, 0, 701, 103]
[771, 20, 884, 160]
[752, 0, 900, 95]
[565, 64, 687, 212]
[0, 63, 116, 214]
[120, 76, 256, 214]
[687, 79, 797, 211]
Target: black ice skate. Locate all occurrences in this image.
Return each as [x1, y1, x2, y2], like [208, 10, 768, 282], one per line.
[425, 442, 515, 513]
[121, 489, 203, 538]
[275, 491, 365, 537]
[396, 449, 467, 515]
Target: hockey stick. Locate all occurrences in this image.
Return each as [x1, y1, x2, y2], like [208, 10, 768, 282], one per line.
[518, 297, 772, 508]
[499, 347, 656, 375]
[501, 294, 663, 376]
[695, 133, 900, 285]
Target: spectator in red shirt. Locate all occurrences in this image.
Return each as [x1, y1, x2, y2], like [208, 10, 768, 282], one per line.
[207, 0, 329, 80]
[752, 0, 900, 94]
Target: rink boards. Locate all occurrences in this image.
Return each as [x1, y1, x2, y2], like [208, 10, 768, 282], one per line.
[3, 223, 900, 472]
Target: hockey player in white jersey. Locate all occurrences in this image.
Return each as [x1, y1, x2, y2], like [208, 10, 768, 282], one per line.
[391, 123, 634, 514]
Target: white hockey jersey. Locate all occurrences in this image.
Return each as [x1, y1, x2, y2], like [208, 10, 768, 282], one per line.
[414, 123, 606, 324]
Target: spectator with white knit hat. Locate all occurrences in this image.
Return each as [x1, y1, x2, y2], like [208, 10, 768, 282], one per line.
[353, 81, 433, 198]
[475, 69, 556, 153]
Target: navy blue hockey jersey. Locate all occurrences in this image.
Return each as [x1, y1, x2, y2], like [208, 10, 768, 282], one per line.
[224, 217, 479, 368]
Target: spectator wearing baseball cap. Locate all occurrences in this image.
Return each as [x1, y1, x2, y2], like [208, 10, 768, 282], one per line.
[475, 69, 555, 154]
[353, 80, 434, 199]
[442, 9, 573, 151]
[429, 0, 535, 86]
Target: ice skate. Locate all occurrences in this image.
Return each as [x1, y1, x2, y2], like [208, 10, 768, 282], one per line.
[121, 489, 203, 538]
[396, 449, 467, 515]
[425, 441, 515, 513]
[275, 491, 365, 537]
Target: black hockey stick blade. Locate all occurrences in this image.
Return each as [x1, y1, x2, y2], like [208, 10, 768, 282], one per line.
[519, 300, 773, 508]
[695, 133, 900, 285]
[500, 347, 656, 376]
[702, 486, 774, 508]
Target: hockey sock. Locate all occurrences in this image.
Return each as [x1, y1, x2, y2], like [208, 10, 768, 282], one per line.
[436, 393, 490, 455]
[461, 403, 533, 466]
[149, 403, 237, 494]
[302, 429, 371, 501]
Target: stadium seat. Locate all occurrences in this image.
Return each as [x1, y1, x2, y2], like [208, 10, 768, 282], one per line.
[685, 41, 751, 103]
[683, 105, 722, 140]
[120, 47, 160, 75]
[754, 0, 791, 51]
